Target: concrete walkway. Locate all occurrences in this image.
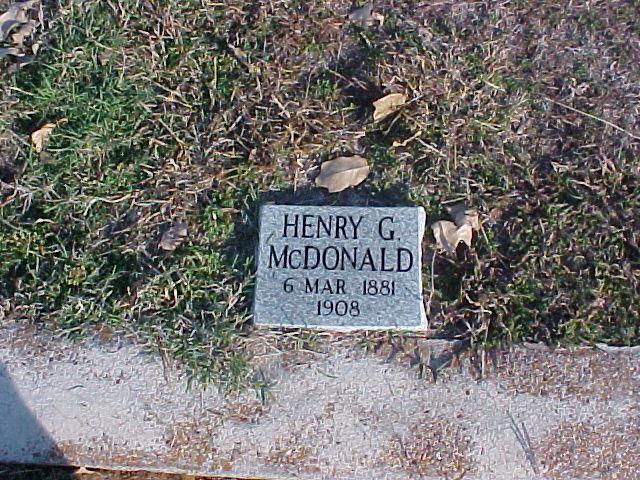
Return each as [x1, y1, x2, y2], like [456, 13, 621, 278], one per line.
[0, 324, 638, 479]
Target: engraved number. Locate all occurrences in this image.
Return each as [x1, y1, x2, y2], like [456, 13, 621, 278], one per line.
[283, 278, 295, 293]
[316, 300, 360, 317]
[362, 280, 395, 296]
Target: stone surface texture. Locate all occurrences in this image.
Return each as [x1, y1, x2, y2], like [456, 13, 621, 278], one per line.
[254, 205, 427, 330]
[0, 324, 638, 480]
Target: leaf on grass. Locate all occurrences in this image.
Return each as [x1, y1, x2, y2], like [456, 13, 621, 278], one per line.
[432, 221, 473, 254]
[371, 12, 385, 25]
[315, 156, 370, 193]
[30, 118, 66, 153]
[372, 93, 406, 122]
[348, 3, 384, 26]
[348, 2, 373, 23]
[446, 203, 480, 230]
[432, 203, 480, 254]
[159, 222, 188, 251]
[0, 0, 37, 41]
[229, 44, 248, 63]
[11, 18, 38, 47]
[30, 122, 56, 153]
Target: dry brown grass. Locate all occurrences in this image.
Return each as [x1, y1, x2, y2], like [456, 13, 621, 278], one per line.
[0, 0, 638, 386]
[494, 347, 640, 401]
[536, 418, 640, 479]
[380, 416, 474, 477]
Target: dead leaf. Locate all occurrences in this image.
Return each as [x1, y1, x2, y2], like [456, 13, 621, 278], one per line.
[30, 118, 66, 153]
[372, 12, 384, 25]
[488, 207, 502, 221]
[0, 0, 37, 41]
[432, 203, 480, 253]
[159, 222, 188, 251]
[229, 44, 247, 63]
[315, 156, 370, 193]
[372, 93, 407, 122]
[446, 203, 480, 230]
[10, 18, 38, 47]
[30, 122, 56, 153]
[348, 2, 373, 23]
[348, 3, 384, 26]
[456, 223, 473, 247]
[432, 221, 473, 254]
[74, 467, 98, 475]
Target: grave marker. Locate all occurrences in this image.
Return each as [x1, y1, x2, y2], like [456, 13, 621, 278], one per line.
[254, 205, 427, 330]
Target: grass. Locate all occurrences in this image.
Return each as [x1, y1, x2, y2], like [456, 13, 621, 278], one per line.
[1, 0, 639, 388]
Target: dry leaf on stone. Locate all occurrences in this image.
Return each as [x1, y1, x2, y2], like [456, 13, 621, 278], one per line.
[446, 203, 480, 230]
[0, 0, 37, 41]
[74, 467, 98, 475]
[372, 93, 406, 122]
[315, 156, 370, 193]
[159, 222, 188, 251]
[432, 221, 473, 254]
[30, 122, 56, 153]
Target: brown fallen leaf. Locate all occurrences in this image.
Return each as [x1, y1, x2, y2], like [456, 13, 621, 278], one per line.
[432, 221, 473, 254]
[74, 467, 98, 475]
[229, 44, 248, 63]
[431, 202, 480, 253]
[446, 203, 480, 230]
[0, 0, 37, 41]
[30, 118, 66, 153]
[30, 122, 56, 153]
[348, 3, 385, 26]
[159, 222, 188, 251]
[371, 12, 385, 25]
[348, 2, 373, 23]
[10, 18, 38, 47]
[372, 93, 407, 122]
[315, 156, 370, 193]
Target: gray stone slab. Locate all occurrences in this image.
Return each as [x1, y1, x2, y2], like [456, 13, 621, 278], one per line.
[254, 205, 427, 330]
[2, 326, 639, 480]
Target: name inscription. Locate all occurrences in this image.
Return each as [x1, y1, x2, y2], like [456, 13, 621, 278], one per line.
[254, 205, 427, 330]
[269, 214, 413, 272]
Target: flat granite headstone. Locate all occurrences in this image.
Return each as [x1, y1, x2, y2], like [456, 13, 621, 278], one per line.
[254, 205, 427, 330]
